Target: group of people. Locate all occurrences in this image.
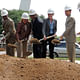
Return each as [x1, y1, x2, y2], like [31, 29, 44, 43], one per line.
[0, 5, 77, 63]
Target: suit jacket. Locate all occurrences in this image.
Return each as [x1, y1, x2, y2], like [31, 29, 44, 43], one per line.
[16, 22, 31, 40]
[43, 18, 57, 37]
[3, 17, 16, 43]
[31, 17, 43, 39]
[63, 16, 76, 43]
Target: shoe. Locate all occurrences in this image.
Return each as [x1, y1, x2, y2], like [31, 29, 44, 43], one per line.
[26, 51, 32, 56]
[23, 51, 32, 58]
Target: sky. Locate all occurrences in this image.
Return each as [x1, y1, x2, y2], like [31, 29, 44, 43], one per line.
[0, 0, 80, 36]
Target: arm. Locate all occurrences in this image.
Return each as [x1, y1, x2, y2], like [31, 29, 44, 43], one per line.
[62, 18, 75, 37]
[27, 23, 32, 40]
[5, 21, 16, 39]
[54, 20, 57, 33]
[16, 23, 21, 41]
[42, 19, 46, 37]
[53, 20, 57, 37]
[60, 18, 75, 40]
[42, 19, 48, 40]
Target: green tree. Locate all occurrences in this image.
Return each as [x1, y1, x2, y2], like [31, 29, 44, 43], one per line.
[40, 14, 45, 20]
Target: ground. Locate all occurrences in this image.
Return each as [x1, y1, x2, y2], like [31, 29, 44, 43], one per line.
[0, 55, 80, 80]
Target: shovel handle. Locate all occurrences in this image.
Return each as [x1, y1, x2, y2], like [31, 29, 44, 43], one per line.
[39, 35, 54, 42]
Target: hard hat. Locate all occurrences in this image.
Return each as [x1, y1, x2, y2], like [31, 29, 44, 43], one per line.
[1, 9, 8, 16]
[77, 3, 80, 10]
[29, 9, 36, 16]
[47, 9, 54, 14]
[64, 6, 72, 11]
[2, 31, 5, 34]
[21, 12, 29, 19]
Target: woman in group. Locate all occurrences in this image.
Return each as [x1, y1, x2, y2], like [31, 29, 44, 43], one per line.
[16, 12, 31, 58]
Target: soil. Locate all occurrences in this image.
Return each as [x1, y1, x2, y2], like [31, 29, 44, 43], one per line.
[0, 48, 5, 51]
[0, 54, 80, 80]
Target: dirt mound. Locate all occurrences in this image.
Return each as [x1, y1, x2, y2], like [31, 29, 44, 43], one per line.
[0, 48, 5, 51]
[0, 55, 80, 80]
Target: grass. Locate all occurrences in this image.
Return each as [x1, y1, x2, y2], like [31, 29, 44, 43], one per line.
[76, 37, 80, 42]
[56, 57, 80, 60]
[28, 56, 80, 61]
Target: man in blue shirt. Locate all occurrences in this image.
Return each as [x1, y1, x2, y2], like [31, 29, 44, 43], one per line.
[42, 9, 57, 59]
[49, 20, 54, 34]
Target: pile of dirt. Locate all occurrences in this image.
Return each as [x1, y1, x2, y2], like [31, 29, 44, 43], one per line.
[0, 55, 80, 80]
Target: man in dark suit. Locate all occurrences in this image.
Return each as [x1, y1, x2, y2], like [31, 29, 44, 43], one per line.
[42, 9, 57, 59]
[29, 9, 43, 58]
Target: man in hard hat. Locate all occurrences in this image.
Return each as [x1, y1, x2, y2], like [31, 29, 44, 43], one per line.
[16, 12, 31, 58]
[29, 9, 43, 58]
[60, 6, 76, 63]
[42, 9, 57, 59]
[1, 9, 16, 56]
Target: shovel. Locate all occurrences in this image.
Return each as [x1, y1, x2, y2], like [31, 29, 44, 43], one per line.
[30, 35, 56, 44]
[0, 48, 5, 51]
[51, 39, 60, 44]
[8, 43, 17, 48]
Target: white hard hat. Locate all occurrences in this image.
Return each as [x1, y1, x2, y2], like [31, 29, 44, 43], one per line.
[1, 9, 8, 16]
[65, 6, 72, 11]
[29, 9, 36, 16]
[21, 12, 29, 19]
[47, 9, 54, 14]
[2, 31, 5, 34]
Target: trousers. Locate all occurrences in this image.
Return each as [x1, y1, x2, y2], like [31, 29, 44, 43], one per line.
[66, 42, 75, 63]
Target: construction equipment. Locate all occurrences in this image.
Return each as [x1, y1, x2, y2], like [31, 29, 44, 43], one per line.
[29, 9, 36, 15]
[1, 9, 8, 16]
[8, 43, 17, 48]
[64, 6, 72, 11]
[47, 8, 54, 14]
[8, 42, 32, 57]
[30, 35, 56, 44]
[0, 48, 5, 51]
[51, 39, 60, 44]
[30, 38, 40, 44]
[21, 12, 29, 19]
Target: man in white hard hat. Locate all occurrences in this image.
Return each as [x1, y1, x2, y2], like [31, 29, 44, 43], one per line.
[29, 9, 44, 58]
[16, 12, 31, 58]
[1, 9, 16, 56]
[42, 9, 57, 59]
[60, 6, 76, 63]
